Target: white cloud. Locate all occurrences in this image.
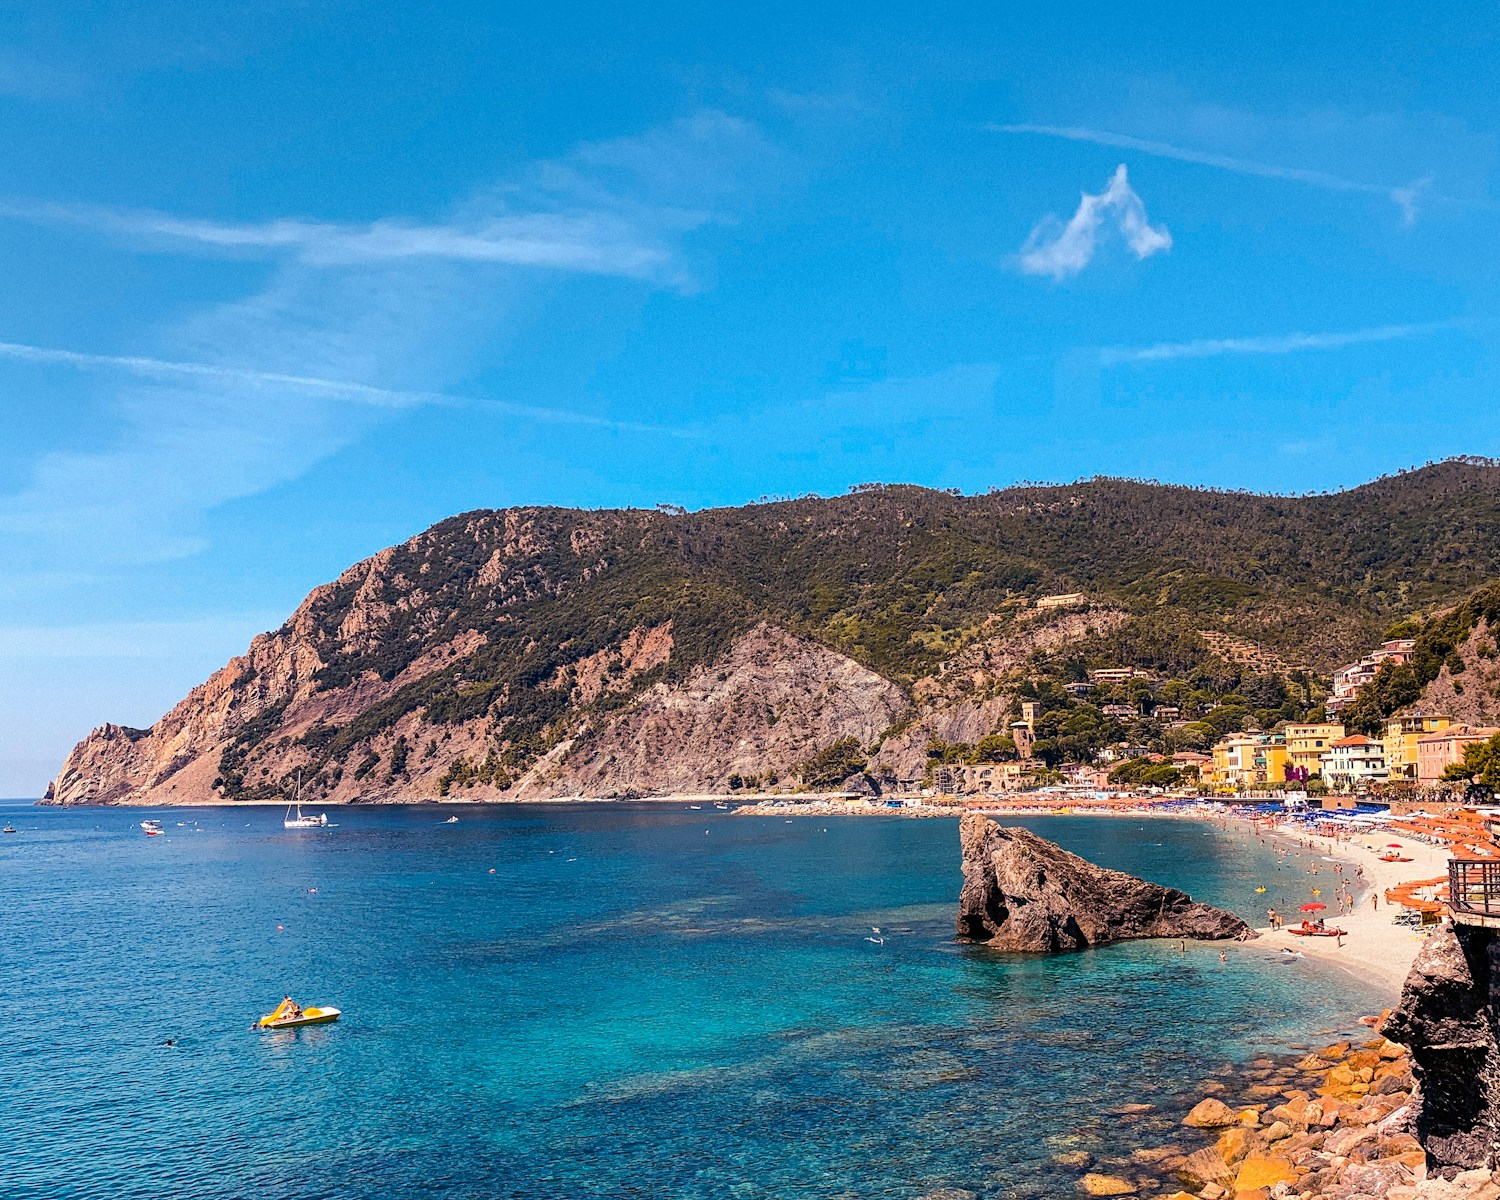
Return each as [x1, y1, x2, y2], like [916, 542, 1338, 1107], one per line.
[0, 111, 762, 572]
[1017, 164, 1171, 280]
[0, 339, 689, 433]
[993, 123, 1434, 224]
[0, 111, 768, 285]
[0, 202, 687, 279]
[1100, 320, 1458, 365]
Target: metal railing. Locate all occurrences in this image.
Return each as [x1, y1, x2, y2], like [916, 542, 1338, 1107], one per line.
[1450, 859, 1500, 918]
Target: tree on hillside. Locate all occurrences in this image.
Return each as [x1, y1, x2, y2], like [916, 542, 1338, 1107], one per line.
[799, 737, 868, 787]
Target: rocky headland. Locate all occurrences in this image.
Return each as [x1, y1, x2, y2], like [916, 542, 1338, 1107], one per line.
[41, 461, 1500, 807]
[955, 813, 1255, 951]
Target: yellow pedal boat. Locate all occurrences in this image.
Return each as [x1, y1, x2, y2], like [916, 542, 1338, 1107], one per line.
[257, 998, 341, 1029]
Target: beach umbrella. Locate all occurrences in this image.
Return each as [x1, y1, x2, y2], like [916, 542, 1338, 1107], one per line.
[1300, 902, 1326, 912]
[1387, 842, 1403, 848]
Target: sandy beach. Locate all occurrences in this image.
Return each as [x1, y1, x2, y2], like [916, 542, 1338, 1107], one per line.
[1242, 821, 1448, 995]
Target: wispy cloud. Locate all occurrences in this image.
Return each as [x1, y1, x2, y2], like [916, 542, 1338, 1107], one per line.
[1017, 164, 1171, 280]
[0, 200, 690, 280]
[993, 123, 1432, 224]
[0, 112, 761, 572]
[1100, 320, 1459, 365]
[0, 339, 687, 433]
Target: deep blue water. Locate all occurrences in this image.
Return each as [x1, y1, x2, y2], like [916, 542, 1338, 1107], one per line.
[1, 802, 1379, 1200]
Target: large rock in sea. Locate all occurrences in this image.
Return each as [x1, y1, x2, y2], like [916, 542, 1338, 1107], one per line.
[955, 814, 1256, 951]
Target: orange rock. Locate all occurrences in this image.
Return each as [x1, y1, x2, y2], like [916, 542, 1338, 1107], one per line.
[1174, 1147, 1236, 1190]
[1234, 1151, 1300, 1191]
[1216, 1127, 1257, 1166]
[1078, 1172, 1137, 1196]
[1319, 1041, 1352, 1059]
[1237, 1108, 1263, 1127]
[1184, 1099, 1239, 1129]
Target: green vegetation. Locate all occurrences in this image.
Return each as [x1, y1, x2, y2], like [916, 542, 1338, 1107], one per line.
[216, 460, 1500, 790]
[1107, 757, 1183, 789]
[796, 737, 867, 788]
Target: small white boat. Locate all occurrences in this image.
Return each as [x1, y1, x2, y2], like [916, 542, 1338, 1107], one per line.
[444, 816, 459, 824]
[282, 772, 334, 830]
[141, 819, 164, 836]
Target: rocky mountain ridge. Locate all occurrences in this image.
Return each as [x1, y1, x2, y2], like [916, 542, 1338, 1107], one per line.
[45, 460, 1500, 805]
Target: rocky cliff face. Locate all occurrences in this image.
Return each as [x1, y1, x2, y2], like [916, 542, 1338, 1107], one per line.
[954, 810, 1260, 954]
[1418, 619, 1500, 728]
[46, 465, 1500, 806]
[955, 813, 1256, 951]
[1383, 924, 1500, 1171]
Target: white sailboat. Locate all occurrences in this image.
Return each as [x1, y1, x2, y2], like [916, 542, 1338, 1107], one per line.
[283, 772, 334, 829]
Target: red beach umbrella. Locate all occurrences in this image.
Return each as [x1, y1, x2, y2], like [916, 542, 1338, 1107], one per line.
[1299, 902, 1326, 912]
[1386, 843, 1403, 848]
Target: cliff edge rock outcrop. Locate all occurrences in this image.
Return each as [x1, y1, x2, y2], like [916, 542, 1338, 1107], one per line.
[955, 813, 1256, 951]
[1383, 923, 1500, 1171]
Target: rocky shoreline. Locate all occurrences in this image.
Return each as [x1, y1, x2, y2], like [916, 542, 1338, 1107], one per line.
[1040, 1025, 1464, 1200]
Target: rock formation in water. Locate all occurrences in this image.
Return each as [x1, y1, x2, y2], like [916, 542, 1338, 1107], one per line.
[955, 813, 1256, 951]
[1382, 923, 1500, 1171]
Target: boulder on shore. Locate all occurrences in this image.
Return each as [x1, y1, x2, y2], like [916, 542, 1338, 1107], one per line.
[955, 814, 1256, 952]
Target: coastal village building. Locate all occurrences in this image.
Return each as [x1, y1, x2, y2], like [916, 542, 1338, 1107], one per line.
[1060, 762, 1110, 788]
[1208, 734, 1288, 790]
[1011, 701, 1038, 761]
[1318, 735, 1388, 791]
[1151, 705, 1183, 723]
[1416, 724, 1500, 784]
[1284, 723, 1345, 779]
[1383, 714, 1452, 782]
[1089, 667, 1151, 684]
[1035, 593, 1088, 610]
[1327, 639, 1417, 715]
[936, 762, 1034, 794]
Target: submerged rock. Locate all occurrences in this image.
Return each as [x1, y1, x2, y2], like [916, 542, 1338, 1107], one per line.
[955, 814, 1256, 952]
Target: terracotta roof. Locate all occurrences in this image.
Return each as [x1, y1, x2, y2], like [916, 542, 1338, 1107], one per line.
[1329, 735, 1375, 747]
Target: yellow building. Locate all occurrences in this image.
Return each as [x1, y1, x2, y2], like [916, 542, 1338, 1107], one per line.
[1383, 714, 1453, 782]
[1256, 742, 1290, 786]
[1285, 723, 1345, 779]
[1210, 735, 1287, 789]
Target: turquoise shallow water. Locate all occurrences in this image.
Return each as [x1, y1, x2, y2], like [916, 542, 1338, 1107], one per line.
[1, 802, 1380, 1199]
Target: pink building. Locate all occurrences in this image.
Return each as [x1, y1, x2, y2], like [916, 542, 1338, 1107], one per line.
[1417, 724, 1500, 784]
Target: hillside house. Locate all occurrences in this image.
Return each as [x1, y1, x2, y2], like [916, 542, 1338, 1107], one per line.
[1319, 735, 1387, 791]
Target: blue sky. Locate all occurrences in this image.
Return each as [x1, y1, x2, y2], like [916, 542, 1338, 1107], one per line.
[2, 2, 1498, 793]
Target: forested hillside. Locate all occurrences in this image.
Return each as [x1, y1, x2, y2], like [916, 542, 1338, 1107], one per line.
[46, 458, 1500, 805]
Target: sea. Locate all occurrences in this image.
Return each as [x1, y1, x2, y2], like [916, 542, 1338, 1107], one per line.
[0, 800, 1381, 1200]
